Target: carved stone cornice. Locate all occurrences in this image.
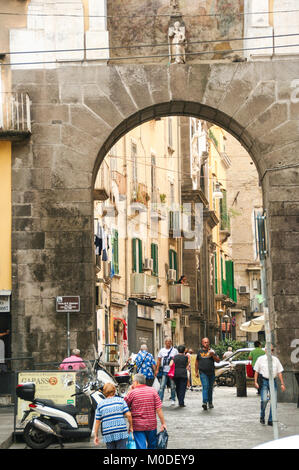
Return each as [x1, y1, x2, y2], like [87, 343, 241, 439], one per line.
[203, 209, 219, 228]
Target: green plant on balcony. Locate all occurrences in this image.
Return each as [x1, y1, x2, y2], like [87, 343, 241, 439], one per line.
[159, 193, 167, 204]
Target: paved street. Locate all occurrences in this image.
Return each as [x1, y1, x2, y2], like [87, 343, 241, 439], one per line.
[8, 386, 299, 450]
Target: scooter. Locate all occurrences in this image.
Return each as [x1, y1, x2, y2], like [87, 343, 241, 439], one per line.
[94, 352, 135, 396]
[16, 374, 105, 449]
[214, 363, 236, 387]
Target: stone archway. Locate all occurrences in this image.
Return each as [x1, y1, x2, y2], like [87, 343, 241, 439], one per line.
[11, 61, 299, 400]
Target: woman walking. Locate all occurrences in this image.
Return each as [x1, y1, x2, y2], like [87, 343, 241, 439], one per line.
[169, 345, 189, 407]
[94, 383, 133, 449]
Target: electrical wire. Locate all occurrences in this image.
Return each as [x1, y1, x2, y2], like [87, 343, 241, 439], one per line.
[0, 8, 299, 19]
[2, 32, 299, 57]
[2, 41, 299, 67]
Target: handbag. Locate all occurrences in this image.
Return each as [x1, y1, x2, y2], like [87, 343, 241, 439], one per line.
[126, 432, 136, 449]
[167, 362, 175, 379]
[157, 429, 169, 449]
[152, 377, 161, 391]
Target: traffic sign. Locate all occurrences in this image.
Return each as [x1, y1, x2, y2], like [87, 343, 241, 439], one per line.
[56, 296, 80, 312]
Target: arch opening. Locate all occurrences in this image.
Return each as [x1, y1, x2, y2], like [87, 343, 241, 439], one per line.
[92, 106, 265, 366]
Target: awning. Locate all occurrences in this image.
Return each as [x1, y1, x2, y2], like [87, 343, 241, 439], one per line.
[240, 315, 265, 332]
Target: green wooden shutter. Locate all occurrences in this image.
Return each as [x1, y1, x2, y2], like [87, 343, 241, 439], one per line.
[225, 260, 235, 301]
[221, 256, 225, 295]
[138, 239, 143, 273]
[151, 243, 158, 277]
[132, 238, 137, 272]
[113, 230, 119, 274]
[214, 253, 218, 294]
[169, 249, 178, 280]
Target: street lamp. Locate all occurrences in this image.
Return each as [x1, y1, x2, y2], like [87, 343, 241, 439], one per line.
[223, 314, 230, 340]
[217, 309, 224, 341]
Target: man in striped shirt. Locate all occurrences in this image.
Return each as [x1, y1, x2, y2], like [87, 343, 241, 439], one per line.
[124, 373, 167, 449]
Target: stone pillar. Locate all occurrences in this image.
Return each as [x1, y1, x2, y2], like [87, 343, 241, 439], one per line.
[264, 169, 299, 403]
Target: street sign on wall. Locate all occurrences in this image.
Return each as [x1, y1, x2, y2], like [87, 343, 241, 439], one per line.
[56, 296, 80, 312]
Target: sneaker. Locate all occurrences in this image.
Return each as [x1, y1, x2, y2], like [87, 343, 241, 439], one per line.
[170, 400, 176, 407]
[208, 403, 214, 409]
[202, 403, 208, 411]
[268, 421, 273, 426]
[260, 418, 265, 424]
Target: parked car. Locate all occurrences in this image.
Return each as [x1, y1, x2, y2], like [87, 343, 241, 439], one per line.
[217, 347, 264, 369]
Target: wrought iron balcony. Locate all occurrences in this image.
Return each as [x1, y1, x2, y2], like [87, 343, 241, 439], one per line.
[130, 272, 158, 299]
[168, 284, 191, 308]
[0, 92, 31, 140]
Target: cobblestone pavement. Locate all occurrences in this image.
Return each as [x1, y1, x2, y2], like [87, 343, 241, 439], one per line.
[8, 386, 299, 450]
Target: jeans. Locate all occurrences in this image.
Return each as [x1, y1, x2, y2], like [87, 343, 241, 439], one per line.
[133, 430, 157, 449]
[174, 377, 188, 406]
[158, 373, 176, 401]
[106, 438, 127, 449]
[260, 377, 277, 423]
[199, 373, 215, 404]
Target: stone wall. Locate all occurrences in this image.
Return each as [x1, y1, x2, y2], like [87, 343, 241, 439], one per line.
[10, 61, 299, 400]
[107, 0, 244, 64]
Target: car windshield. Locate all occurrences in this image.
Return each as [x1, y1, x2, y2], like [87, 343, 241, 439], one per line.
[229, 351, 251, 362]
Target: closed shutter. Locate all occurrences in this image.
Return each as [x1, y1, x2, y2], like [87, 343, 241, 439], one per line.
[132, 238, 142, 273]
[112, 230, 119, 274]
[151, 243, 158, 277]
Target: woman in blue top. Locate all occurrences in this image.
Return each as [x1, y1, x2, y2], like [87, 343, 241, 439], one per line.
[94, 383, 133, 449]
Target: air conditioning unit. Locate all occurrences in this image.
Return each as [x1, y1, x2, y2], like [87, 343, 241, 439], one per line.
[167, 269, 177, 282]
[143, 258, 153, 271]
[239, 286, 249, 294]
[165, 308, 174, 320]
[181, 315, 190, 327]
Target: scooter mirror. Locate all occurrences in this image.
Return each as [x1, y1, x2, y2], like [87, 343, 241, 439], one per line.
[67, 380, 74, 386]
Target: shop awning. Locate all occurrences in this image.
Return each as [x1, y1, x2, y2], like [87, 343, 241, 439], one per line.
[240, 315, 264, 332]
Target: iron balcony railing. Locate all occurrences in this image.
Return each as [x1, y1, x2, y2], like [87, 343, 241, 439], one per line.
[0, 92, 31, 135]
[168, 284, 191, 308]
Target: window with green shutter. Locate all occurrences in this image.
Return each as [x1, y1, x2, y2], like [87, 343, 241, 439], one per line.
[225, 260, 236, 301]
[112, 230, 119, 274]
[169, 249, 178, 280]
[214, 252, 218, 294]
[132, 238, 143, 273]
[151, 243, 159, 277]
[221, 255, 227, 296]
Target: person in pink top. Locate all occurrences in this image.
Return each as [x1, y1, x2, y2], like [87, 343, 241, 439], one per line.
[59, 348, 86, 371]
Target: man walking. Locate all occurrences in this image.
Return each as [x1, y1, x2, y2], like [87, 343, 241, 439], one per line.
[135, 344, 156, 386]
[155, 337, 178, 405]
[124, 373, 167, 449]
[254, 345, 286, 426]
[249, 341, 265, 394]
[195, 337, 220, 410]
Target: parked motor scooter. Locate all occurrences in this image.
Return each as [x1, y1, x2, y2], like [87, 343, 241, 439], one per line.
[16, 364, 105, 449]
[93, 352, 133, 396]
[214, 363, 236, 387]
[114, 353, 137, 395]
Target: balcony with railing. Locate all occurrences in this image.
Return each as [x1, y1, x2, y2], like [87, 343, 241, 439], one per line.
[168, 284, 191, 308]
[0, 92, 31, 140]
[130, 272, 158, 299]
[130, 182, 149, 212]
[94, 160, 111, 201]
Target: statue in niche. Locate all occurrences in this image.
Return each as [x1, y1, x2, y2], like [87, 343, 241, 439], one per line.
[170, 0, 179, 12]
[168, 21, 186, 64]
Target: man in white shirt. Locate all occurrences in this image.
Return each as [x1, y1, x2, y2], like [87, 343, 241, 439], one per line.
[254, 346, 286, 426]
[155, 337, 178, 406]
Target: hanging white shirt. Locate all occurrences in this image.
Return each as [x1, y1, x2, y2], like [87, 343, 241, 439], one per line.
[254, 354, 284, 379]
